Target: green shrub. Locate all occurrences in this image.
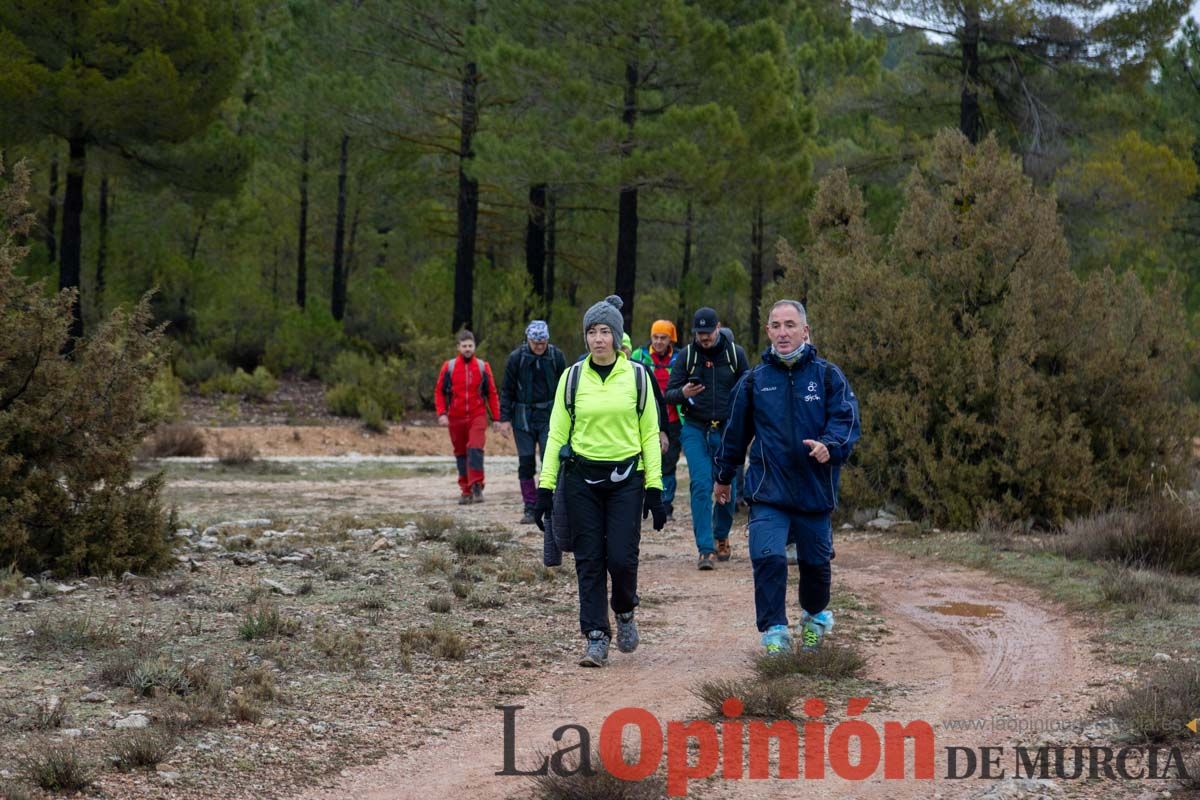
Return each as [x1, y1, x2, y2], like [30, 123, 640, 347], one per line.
[322, 351, 405, 420]
[1108, 660, 1200, 742]
[451, 530, 499, 557]
[325, 383, 360, 417]
[264, 307, 344, 378]
[238, 604, 300, 640]
[1054, 497, 1200, 575]
[111, 729, 176, 770]
[0, 160, 173, 577]
[142, 366, 183, 424]
[775, 132, 1197, 528]
[752, 640, 866, 681]
[692, 678, 801, 719]
[175, 350, 230, 386]
[359, 397, 387, 433]
[21, 744, 92, 792]
[200, 366, 278, 402]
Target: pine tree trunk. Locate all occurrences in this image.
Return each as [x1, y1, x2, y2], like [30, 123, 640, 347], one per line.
[453, 60, 480, 334]
[331, 133, 350, 322]
[346, 201, 361, 285]
[45, 157, 58, 264]
[545, 189, 557, 313]
[525, 183, 547, 306]
[96, 175, 110, 301]
[749, 200, 764, 350]
[59, 135, 86, 343]
[190, 209, 207, 263]
[296, 133, 310, 309]
[677, 200, 693, 335]
[614, 55, 639, 329]
[960, 2, 983, 144]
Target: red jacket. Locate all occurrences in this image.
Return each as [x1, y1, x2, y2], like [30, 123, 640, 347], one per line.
[633, 345, 679, 424]
[435, 355, 500, 420]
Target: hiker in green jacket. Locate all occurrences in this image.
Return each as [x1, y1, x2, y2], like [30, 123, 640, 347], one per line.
[533, 295, 667, 667]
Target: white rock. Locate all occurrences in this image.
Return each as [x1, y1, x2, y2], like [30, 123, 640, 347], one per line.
[1154, 652, 1172, 662]
[866, 517, 900, 530]
[60, 728, 83, 738]
[115, 714, 150, 729]
[80, 691, 108, 703]
[261, 578, 295, 597]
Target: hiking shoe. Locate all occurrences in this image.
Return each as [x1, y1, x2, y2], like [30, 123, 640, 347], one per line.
[761, 624, 792, 655]
[800, 610, 834, 653]
[520, 507, 536, 525]
[458, 494, 473, 505]
[715, 539, 731, 562]
[579, 630, 610, 667]
[697, 553, 715, 571]
[615, 610, 639, 653]
[471, 484, 484, 503]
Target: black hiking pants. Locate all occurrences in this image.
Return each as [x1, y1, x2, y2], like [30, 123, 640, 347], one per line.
[563, 461, 644, 638]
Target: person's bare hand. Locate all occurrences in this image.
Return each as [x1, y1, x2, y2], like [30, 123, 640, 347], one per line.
[496, 421, 512, 437]
[802, 439, 830, 463]
[437, 414, 449, 427]
[714, 483, 732, 505]
[682, 382, 706, 398]
[659, 432, 669, 453]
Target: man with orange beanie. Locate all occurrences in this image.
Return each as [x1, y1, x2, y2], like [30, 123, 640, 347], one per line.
[632, 320, 682, 521]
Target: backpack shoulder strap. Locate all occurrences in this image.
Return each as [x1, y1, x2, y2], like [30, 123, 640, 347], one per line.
[563, 362, 584, 447]
[481, 360, 493, 395]
[442, 359, 455, 399]
[684, 344, 696, 375]
[727, 340, 740, 374]
[631, 361, 648, 417]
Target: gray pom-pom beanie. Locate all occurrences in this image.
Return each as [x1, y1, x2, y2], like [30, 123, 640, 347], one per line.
[582, 294, 624, 349]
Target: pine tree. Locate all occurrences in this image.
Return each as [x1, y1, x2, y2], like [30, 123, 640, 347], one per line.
[0, 0, 252, 340]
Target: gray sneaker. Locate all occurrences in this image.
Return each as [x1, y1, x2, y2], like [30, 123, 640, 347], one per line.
[579, 630, 609, 667]
[615, 610, 639, 653]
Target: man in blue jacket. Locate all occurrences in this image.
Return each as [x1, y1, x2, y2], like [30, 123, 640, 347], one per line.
[714, 299, 860, 654]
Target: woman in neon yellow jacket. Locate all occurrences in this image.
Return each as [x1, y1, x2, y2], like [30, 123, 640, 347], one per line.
[533, 295, 666, 668]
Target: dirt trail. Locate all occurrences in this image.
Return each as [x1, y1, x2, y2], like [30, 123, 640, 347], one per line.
[295, 463, 1113, 800]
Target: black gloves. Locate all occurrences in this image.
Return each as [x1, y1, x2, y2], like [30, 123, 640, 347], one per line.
[533, 488, 554, 531]
[642, 487, 667, 531]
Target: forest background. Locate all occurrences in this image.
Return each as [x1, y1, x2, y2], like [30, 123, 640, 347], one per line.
[4, 0, 1200, 542]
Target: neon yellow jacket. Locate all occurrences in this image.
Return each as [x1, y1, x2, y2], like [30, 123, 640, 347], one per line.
[539, 354, 663, 491]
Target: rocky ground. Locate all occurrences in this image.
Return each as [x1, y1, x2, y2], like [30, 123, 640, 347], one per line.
[0, 422, 1193, 799]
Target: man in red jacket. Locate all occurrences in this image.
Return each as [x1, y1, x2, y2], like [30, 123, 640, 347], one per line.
[435, 330, 501, 504]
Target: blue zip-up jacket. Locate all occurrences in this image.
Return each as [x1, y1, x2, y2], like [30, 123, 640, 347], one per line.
[714, 344, 860, 514]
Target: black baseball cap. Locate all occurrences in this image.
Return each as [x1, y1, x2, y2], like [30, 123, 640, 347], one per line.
[693, 307, 719, 332]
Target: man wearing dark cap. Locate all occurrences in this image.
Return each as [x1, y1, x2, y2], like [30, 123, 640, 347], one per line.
[664, 307, 748, 569]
